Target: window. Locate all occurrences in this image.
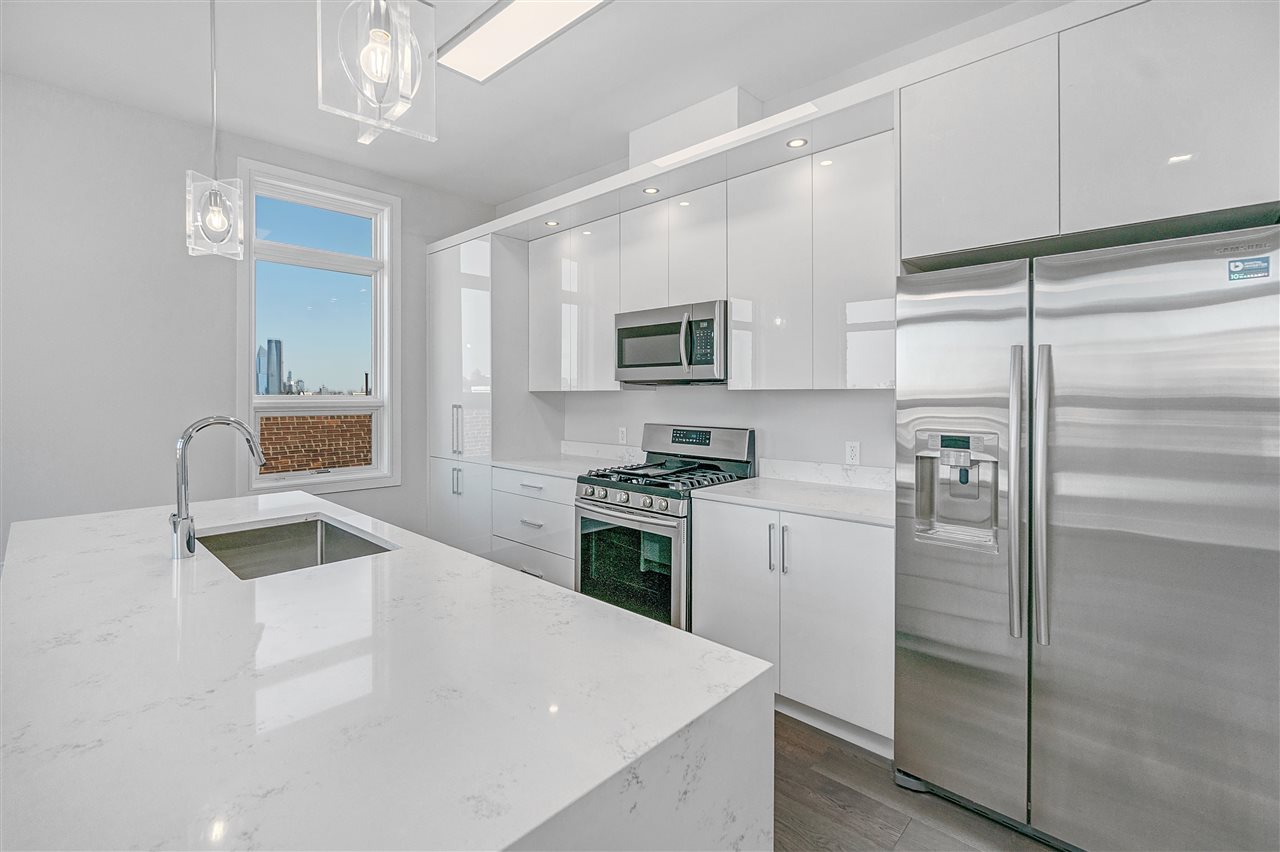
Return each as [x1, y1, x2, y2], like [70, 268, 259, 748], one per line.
[238, 160, 400, 493]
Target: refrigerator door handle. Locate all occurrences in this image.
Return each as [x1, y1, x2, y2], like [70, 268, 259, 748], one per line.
[1008, 345, 1024, 639]
[1033, 343, 1051, 646]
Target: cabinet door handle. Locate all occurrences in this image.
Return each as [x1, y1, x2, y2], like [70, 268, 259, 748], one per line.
[767, 523, 776, 571]
[520, 482, 544, 491]
[450, 404, 457, 454]
[518, 567, 545, 579]
[519, 519, 544, 529]
[453, 405, 463, 454]
[780, 524, 790, 574]
[456, 466, 463, 496]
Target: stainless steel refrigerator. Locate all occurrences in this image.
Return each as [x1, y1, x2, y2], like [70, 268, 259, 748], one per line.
[894, 225, 1280, 851]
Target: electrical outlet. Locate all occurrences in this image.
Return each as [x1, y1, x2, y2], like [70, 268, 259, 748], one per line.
[844, 441, 861, 466]
[618, 426, 627, 445]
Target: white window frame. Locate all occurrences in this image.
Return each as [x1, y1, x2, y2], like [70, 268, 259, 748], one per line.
[236, 158, 402, 494]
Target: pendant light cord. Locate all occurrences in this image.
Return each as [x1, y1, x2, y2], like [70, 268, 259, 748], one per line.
[209, 0, 219, 178]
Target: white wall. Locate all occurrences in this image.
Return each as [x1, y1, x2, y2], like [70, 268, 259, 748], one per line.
[563, 387, 895, 468]
[0, 74, 494, 555]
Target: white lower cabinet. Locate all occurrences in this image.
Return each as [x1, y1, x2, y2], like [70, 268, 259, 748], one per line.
[491, 491, 574, 558]
[489, 536, 575, 589]
[427, 457, 491, 556]
[691, 497, 894, 738]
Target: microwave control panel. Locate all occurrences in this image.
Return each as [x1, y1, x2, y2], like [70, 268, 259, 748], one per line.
[691, 319, 716, 365]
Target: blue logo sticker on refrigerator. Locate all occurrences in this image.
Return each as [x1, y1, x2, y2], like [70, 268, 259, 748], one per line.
[1227, 257, 1271, 280]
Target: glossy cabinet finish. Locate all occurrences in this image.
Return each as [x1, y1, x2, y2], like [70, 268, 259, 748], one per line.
[528, 219, 620, 391]
[1059, 0, 1280, 233]
[727, 157, 813, 389]
[691, 499, 780, 692]
[900, 36, 1059, 258]
[570, 217, 621, 391]
[528, 230, 572, 391]
[428, 239, 492, 459]
[692, 497, 895, 734]
[778, 512, 894, 738]
[491, 467, 577, 506]
[619, 202, 668, 313]
[427, 457, 491, 556]
[491, 491, 574, 559]
[812, 133, 896, 389]
[489, 535, 575, 589]
[668, 183, 727, 305]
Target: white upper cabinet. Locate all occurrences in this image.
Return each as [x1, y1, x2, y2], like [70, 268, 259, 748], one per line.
[900, 36, 1060, 259]
[619, 202, 668, 313]
[812, 132, 897, 389]
[727, 156, 814, 390]
[428, 239, 491, 460]
[570, 217, 621, 391]
[528, 218, 619, 391]
[668, 183, 727, 305]
[528, 230, 572, 391]
[1059, 0, 1280, 233]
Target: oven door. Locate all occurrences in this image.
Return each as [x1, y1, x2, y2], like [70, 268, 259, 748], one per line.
[575, 500, 689, 629]
[614, 300, 726, 384]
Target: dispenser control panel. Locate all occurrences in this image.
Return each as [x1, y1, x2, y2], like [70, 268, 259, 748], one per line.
[911, 430, 1000, 552]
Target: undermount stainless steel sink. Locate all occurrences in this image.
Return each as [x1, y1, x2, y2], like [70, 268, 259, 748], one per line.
[198, 516, 393, 581]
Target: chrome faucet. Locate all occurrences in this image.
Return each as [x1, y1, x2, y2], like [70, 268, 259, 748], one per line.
[171, 415, 267, 559]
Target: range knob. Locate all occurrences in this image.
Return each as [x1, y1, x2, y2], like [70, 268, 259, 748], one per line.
[598, 488, 608, 499]
[583, 485, 595, 497]
[657, 498, 669, 511]
[640, 496, 653, 508]
[617, 492, 629, 503]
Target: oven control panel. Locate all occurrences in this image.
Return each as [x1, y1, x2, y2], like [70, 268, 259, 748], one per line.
[576, 483, 688, 517]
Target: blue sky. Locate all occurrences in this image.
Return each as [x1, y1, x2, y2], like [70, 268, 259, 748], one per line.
[255, 198, 373, 393]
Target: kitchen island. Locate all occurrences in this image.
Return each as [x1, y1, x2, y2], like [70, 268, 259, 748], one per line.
[1, 492, 773, 850]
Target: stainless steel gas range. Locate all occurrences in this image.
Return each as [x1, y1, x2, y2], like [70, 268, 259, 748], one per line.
[575, 424, 756, 629]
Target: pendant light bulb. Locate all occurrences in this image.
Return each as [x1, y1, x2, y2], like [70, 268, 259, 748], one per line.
[204, 193, 229, 235]
[359, 27, 392, 83]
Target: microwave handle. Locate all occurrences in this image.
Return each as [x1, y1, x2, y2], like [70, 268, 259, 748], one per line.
[679, 312, 691, 373]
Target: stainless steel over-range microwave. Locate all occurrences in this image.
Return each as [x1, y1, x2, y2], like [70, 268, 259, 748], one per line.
[614, 300, 728, 385]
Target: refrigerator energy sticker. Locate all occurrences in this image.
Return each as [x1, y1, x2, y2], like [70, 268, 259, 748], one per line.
[1227, 257, 1271, 280]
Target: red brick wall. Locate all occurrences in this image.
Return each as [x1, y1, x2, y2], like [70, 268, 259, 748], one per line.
[258, 414, 373, 474]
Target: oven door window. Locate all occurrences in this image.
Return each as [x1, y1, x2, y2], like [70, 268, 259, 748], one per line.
[578, 509, 685, 627]
[616, 322, 684, 369]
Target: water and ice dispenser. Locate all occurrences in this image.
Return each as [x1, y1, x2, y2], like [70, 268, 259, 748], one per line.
[912, 431, 999, 551]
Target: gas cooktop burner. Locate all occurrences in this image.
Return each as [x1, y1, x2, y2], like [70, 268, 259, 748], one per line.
[576, 425, 756, 518]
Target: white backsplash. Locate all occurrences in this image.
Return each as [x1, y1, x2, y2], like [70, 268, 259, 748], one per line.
[562, 441, 894, 491]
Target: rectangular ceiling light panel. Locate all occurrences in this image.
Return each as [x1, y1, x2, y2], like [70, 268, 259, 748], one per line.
[439, 0, 603, 82]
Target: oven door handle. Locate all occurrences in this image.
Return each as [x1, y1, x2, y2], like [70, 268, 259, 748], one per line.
[575, 500, 682, 532]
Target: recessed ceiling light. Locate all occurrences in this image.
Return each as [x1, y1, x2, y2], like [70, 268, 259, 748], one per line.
[544, 220, 559, 227]
[678, 201, 690, 206]
[786, 138, 809, 148]
[642, 187, 660, 194]
[439, 0, 604, 83]
[818, 159, 833, 166]
[582, 230, 592, 235]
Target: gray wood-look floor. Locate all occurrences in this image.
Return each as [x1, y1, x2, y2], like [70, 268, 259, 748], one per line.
[775, 713, 1052, 852]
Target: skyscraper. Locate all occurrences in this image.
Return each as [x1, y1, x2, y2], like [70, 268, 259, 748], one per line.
[255, 345, 268, 395]
[266, 339, 283, 395]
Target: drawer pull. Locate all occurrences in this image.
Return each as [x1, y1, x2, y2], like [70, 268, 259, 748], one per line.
[519, 519, 544, 529]
[518, 566, 545, 579]
[519, 482, 544, 491]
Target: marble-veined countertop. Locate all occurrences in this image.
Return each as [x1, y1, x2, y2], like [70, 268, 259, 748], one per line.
[695, 477, 895, 527]
[0, 492, 771, 850]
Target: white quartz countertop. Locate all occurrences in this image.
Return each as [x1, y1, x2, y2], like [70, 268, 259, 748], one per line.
[694, 477, 896, 527]
[490, 454, 602, 478]
[1, 492, 770, 851]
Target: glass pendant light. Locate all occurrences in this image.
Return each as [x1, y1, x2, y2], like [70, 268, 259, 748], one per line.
[317, 0, 437, 144]
[186, 0, 243, 258]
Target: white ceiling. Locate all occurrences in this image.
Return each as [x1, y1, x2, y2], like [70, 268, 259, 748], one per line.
[1, 0, 1016, 207]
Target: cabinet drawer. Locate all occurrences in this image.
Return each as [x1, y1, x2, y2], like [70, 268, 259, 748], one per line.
[491, 467, 577, 505]
[490, 535, 575, 590]
[491, 491, 575, 558]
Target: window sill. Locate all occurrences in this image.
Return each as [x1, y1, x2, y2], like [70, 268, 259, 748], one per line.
[248, 468, 402, 496]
